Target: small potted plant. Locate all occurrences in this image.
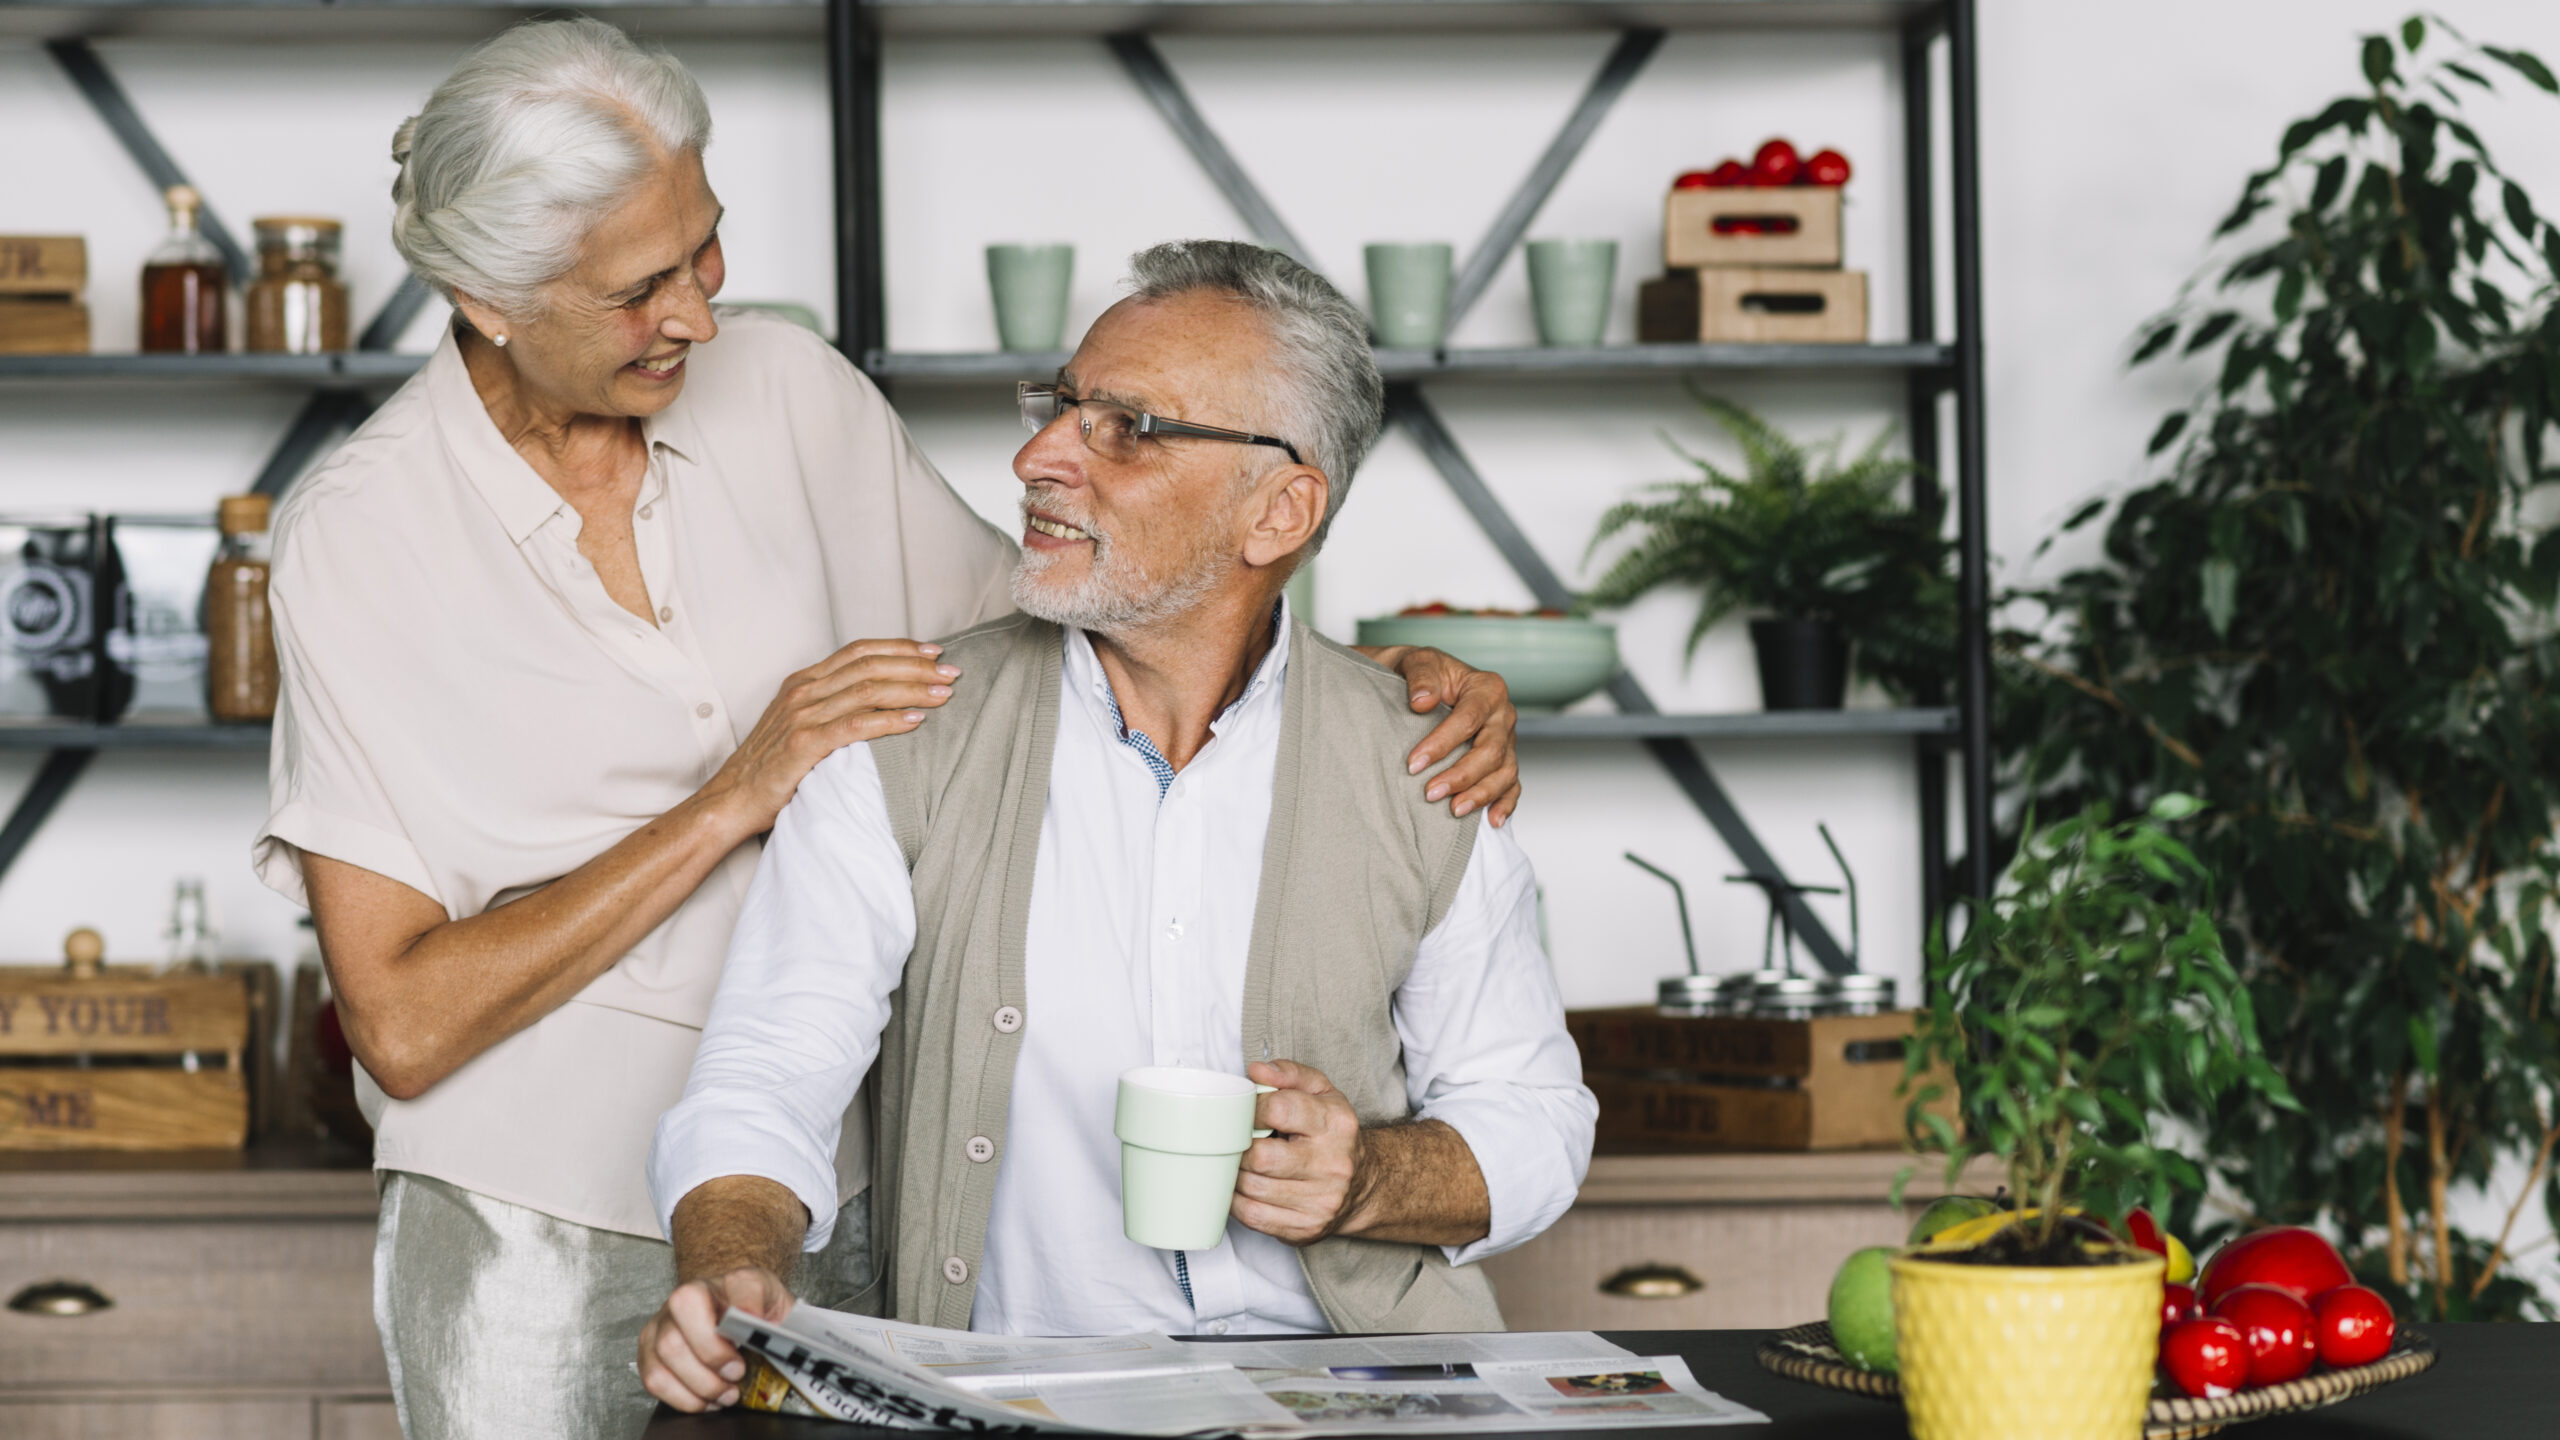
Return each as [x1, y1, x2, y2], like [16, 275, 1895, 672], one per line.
[1894, 795, 2297, 1440]
[1580, 392, 1949, 709]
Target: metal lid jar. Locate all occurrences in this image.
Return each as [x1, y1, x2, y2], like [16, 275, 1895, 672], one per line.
[1823, 974, 1897, 1015]
[246, 216, 349, 354]
[1751, 974, 1829, 1019]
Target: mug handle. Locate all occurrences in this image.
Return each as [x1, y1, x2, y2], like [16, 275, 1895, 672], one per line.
[1251, 1082, 1278, 1139]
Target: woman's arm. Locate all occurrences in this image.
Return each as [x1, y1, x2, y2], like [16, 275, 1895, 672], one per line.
[1354, 645, 1524, 827]
[306, 637, 957, 1099]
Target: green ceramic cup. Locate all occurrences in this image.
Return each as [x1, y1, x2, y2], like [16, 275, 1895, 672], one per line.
[1115, 1066, 1276, 1251]
[1525, 238, 1618, 347]
[1365, 242, 1455, 349]
[986, 243, 1074, 352]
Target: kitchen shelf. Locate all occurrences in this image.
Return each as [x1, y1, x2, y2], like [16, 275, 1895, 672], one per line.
[0, 353, 425, 384]
[0, 721, 271, 750]
[1517, 707, 1953, 741]
[867, 342, 1951, 383]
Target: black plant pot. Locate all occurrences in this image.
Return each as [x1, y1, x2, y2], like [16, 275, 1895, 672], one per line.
[1749, 617, 1849, 710]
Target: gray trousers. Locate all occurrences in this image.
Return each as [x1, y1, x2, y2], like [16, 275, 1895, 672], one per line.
[374, 1171, 876, 1440]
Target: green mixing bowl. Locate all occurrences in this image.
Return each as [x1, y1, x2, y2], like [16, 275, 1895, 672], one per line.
[1354, 613, 1620, 711]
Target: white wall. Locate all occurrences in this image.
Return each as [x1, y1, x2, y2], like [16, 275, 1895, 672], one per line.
[4, 0, 2559, 1281]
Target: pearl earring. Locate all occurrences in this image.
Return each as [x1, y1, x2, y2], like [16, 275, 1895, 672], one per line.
[492, 334, 508, 348]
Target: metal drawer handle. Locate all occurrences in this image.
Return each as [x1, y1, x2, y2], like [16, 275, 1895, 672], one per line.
[8, 1280, 113, 1317]
[1599, 1264, 1702, 1299]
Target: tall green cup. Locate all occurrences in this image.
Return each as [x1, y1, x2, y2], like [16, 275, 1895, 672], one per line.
[1525, 238, 1618, 347]
[1364, 242, 1455, 349]
[986, 243, 1074, 352]
[1115, 1066, 1276, 1251]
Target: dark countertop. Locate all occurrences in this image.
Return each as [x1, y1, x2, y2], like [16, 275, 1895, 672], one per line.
[645, 1324, 2544, 1440]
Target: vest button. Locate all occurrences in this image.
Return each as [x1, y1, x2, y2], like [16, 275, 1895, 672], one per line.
[943, 1255, 970, 1285]
[992, 1005, 1024, 1034]
[966, 1135, 995, 1163]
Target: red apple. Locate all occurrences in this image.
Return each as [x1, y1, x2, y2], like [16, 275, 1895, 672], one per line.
[1673, 169, 1716, 189]
[1707, 159, 1750, 188]
[2160, 1282, 2200, 1328]
[2212, 1283, 2318, 1386]
[1751, 138, 1802, 187]
[1803, 148, 1853, 186]
[2199, 1226, 2354, 1309]
[2159, 1316, 2251, 1399]
[2312, 1285, 2397, 1368]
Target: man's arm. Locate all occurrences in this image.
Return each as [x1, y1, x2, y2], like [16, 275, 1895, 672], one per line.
[1232, 820, 1596, 1253]
[640, 741, 917, 1412]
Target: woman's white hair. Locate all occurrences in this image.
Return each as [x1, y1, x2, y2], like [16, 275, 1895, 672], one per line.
[392, 17, 711, 317]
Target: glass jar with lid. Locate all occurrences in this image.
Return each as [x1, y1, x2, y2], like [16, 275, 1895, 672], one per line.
[245, 217, 349, 354]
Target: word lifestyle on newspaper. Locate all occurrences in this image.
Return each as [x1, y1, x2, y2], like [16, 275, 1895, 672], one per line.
[717, 1306, 1772, 1435]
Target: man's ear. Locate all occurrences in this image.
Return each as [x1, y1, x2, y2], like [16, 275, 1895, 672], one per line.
[1242, 466, 1329, 571]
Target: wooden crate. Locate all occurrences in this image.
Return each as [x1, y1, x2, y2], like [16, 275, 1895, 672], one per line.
[0, 236, 86, 296]
[0, 962, 252, 1150]
[1569, 1006, 1948, 1152]
[1663, 187, 1842, 269]
[1637, 267, 1867, 345]
[0, 298, 89, 355]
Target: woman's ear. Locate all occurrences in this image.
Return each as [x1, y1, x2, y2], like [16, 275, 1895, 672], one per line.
[1243, 466, 1329, 572]
[449, 290, 510, 346]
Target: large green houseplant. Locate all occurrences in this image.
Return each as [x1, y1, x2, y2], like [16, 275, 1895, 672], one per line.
[1892, 797, 2295, 1440]
[1580, 393, 1951, 709]
[2001, 18, 2560, 1320]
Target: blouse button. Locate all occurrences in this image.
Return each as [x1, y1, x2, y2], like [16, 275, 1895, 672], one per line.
[658, 606, 673, 623]
[943, 1256, 970, 1285]
[695, 702, 714, 719]
[966, 1135, 995, 1163]
[638, 504, 654, 520]
[992, 1005, 1024, 1034]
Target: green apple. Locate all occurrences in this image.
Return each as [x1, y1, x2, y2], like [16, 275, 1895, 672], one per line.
[1827, 1245, 1899, 1373]
[1907, 1194, 2000, 1245]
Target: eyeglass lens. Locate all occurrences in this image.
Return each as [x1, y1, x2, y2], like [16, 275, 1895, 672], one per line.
[1020, 387, 1143, 460]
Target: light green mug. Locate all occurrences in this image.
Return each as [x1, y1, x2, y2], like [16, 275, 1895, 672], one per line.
[1115, 1066, 1277, 1251]
[1364, 242, 1455, 349]
[986, 243, 1074, 352]
[1525, 237, 1618, 347]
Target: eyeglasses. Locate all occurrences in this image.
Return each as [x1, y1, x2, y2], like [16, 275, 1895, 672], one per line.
[1018, 382, 1303, 466]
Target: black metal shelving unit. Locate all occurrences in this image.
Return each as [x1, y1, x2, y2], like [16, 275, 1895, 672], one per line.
[6, 0, 1994, 962]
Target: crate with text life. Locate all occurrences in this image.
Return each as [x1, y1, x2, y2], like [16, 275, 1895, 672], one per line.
[1568, 1006, 1951, 1152]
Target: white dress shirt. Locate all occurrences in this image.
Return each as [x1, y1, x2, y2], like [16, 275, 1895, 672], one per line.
[652, 604, 1597, 1334]
[254, 311, 1015, 1236]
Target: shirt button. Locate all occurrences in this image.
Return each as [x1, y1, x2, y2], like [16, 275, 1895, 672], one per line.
[943, 1256, 970, 1285]
[966, 1135, 995, 1163]
[992, 1005, 1024, 1034]
[1205, 1319, 1231, 1336]
[658, 606, 673, 623]
[638, 504, 654, 520]
[695, 702, 714, 719]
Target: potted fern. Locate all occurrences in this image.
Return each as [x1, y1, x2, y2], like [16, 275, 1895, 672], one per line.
[1581, 393, 1950, 709]
[1892, 795, 2297, 1440]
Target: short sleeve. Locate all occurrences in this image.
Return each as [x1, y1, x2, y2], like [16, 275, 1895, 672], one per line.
[251, 521, 445, 913]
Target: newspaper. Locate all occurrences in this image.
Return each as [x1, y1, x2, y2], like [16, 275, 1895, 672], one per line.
[719, 1305, 1770, 1434]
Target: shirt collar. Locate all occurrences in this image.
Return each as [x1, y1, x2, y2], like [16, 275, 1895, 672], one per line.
[425, 322, 699, 546]
[1064, 594, 1296, 741]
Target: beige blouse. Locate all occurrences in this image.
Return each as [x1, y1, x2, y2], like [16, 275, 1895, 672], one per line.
[254, 310, 1016, 1237]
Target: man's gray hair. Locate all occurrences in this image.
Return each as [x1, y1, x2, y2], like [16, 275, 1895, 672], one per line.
[391, 18, 712, 316]
[1125, 240, 1384, 550]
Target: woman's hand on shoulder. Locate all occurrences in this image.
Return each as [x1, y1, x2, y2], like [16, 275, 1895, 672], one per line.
[701, 638, 959, 839]
[1370, 645, 1522, 828]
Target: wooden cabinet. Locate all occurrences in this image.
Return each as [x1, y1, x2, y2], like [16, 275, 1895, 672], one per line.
[0, 1151, 387, 1439]
[1481, 1151, 1997, 1331]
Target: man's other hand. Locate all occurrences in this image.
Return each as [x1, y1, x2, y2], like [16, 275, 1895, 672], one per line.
[638, 1266, 795, 1413]
[1232, 1058, 1366, 1245]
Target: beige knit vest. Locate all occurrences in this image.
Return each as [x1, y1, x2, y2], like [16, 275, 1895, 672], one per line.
[866, 610, 1503, 1334]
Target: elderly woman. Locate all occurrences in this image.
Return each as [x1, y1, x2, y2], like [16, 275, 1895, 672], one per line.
[252, 18, 1518, 1440]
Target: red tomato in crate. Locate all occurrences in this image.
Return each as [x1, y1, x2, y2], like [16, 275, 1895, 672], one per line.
[2199, 1226, 2355, 1308]
[1673, 169, 1717, 189]
[1751, 138, 1802, 187]
[1707, 158, 1750, 188]
[2158, 1316, 2251, 1399]
[1804, 148, 1853, 186]
[2313, 1285, 2397, 1368]
[2161, 1282, 2200, 1328]
[2212, 1284, 2318, 1386]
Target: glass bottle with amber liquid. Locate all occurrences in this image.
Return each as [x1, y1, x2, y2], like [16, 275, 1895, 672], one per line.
[141, 185, 228, 353]
[203, 494, 276, 722]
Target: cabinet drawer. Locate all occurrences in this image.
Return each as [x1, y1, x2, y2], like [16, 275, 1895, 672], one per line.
[1481, 1202, 1919, 1331]
[0, 1220, 384, 1389]
[0, 1396, 313, 1439]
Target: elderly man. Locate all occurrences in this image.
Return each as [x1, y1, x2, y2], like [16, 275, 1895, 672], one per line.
[639, 240, 1596, 1412]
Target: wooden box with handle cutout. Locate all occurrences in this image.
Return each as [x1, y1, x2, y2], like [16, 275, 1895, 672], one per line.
[0, 929, 253, 1150]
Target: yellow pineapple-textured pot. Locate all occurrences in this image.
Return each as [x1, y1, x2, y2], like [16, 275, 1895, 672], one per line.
[1890, 1250, 2166, 1440]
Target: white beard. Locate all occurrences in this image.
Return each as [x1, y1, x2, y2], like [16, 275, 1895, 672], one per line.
[1010, 492, 1235, 636]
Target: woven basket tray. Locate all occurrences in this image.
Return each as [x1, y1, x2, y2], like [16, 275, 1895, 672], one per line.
[1754, 1320, 2436, 1440]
